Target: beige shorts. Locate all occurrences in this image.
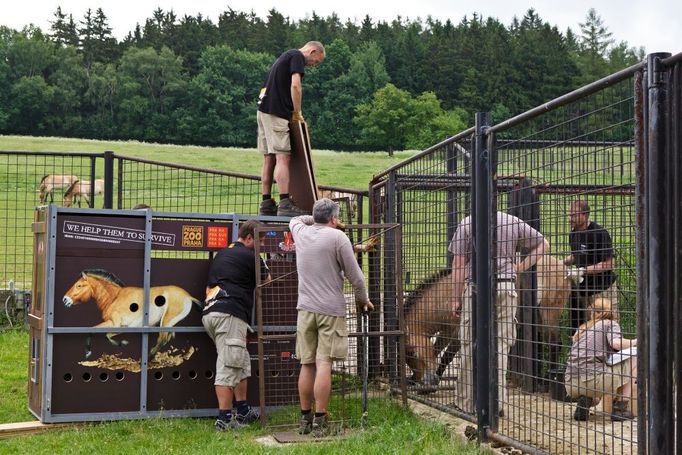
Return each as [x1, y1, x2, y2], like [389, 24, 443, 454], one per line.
[202, 312, 251, 387]
[257, 111, 291, 155]
[566, 358, 632, 398]
[296, 310, 348, 364]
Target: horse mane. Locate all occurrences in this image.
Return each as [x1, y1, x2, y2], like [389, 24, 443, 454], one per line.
[39, 175, 49, 184]
[404, 268, 452, 313]
[64, 180, 79, 197]
[82, 269, 125, 287]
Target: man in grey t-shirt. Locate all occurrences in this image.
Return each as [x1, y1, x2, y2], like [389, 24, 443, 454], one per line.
[450, 211, 546, 415]
[289, 198, 373, 436]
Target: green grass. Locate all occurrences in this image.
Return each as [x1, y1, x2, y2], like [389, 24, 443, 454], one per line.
[0, 329, 479, 454]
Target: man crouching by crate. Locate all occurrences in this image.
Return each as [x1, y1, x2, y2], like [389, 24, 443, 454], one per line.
[203, 220, 271, 431]
[290, 198, 374, 437]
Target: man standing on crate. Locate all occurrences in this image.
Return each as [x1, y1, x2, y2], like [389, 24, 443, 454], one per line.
[564, 200, 619, 330]
[257, 41, 326, 217]
[202, 220, 270, 431]
[290, 198, 374, 437]
[450, 211, 546, 416]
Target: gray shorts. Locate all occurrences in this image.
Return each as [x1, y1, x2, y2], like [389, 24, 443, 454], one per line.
[202, 312, 251, 387]
[257, 111, 291, 155]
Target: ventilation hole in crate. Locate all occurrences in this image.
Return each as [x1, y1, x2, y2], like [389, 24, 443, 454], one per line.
[115, 371, 125, 381]
[129, 302, 139, 312]
[154, 295, 166, 307]
[188, 370, 197, 379]
[171, 370, 180, 380]
[63, 373, 73, 382]
[271, 370, 280, 377]
[82, 372, 92, 382]
[204, 370, 214, 380]
[255, 369, 260, 377]
[99, 372, 109, 382]
[154, 371, 163, 380]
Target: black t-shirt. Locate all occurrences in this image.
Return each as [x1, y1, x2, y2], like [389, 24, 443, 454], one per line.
[569, 221, 616, 296]
[204, 242, 266, 323]
[257, 49, 305, 119]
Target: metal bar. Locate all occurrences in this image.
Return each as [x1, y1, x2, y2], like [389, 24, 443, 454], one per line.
[116, 157, 123, 209]
[485, 431, 550, 455]
[0, 150, 105, 158]
[661, 50, 682, 67]
[139, 208, 153, 413]
[634, 67, 648, 455]
[103, 151, 114, 209]
[645, 51, 673, 455]
[89, 157, 96, 208]
[117, 154, 262, 181]
[382, 171, 397, 380]
[490, 61, 646, 133]
[473, 112, 493, 440]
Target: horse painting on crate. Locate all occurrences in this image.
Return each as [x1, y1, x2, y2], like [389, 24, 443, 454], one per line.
[404, 253, 577, 391]
[63, 269, 201, 358]
[38, 174, 79, 203]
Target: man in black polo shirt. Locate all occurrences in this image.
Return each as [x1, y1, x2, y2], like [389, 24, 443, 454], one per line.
[564, 200, 618, 330]
[203, 220, 270, 431]
[257, 41, 325, 217]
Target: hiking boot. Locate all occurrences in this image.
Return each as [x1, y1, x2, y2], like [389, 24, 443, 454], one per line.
[298, 413, 313, 435]
[236, 406, 260, 424]
[611, 401, 635, 421]
[311, 413, 329, 438]
[259, 198, 278, 216]
[277, 198, 309, 217]
[573, 395, 593, 421]
[215, 416, 245, 431]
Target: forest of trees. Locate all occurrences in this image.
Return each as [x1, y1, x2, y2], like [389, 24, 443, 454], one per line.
[0, 7, 645, 151]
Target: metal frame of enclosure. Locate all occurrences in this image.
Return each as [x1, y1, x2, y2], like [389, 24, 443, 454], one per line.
[0, 152, 365, 324]
[370, 51, 682, 454]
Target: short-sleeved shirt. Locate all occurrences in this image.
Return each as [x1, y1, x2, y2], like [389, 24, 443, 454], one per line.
[289, 216, 369, 317]
[257, 49, 305, 120]
[569, 221, 616, 296]
[565, 319, 621, 382]
[204, 241, 266, 323]
[448, 211, 544, 280]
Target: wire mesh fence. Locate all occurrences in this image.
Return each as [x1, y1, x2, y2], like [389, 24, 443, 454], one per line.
[254, 223, 405, 434]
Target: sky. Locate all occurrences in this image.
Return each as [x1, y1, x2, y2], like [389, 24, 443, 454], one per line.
[1, 0, 680, 55]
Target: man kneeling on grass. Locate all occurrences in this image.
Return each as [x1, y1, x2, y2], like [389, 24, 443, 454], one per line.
[202, 220, 270, 431]
[289, 198, 374, 437]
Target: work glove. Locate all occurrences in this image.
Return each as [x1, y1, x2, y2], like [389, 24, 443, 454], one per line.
[291, 111, 305, 122]
[354, 236, 379, 253]
[356, 300, 375, 314]
[565, 266, 585, 284]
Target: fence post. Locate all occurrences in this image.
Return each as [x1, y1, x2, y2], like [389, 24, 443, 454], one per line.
[383, 171, 398, 380]
[644, 52, 672, 455]
[103, 151, 114, 209]
[473, 112, 493, 440]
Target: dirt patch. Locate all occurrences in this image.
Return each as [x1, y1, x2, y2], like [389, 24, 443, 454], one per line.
[79, 345, 196, 372]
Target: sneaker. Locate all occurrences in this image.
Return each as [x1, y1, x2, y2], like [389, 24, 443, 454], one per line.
[215, 417, 245, 431]
[311, 413, 329, 438]
[277, 198, 309, 217]
[235, 406, 260, 424]
[573, 395, 594, 421]
[298, 413, 313, 435]
[259, 198, 278, 216]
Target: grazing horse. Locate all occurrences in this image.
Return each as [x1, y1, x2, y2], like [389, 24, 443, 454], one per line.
[63, 269, 201, 358]
[405, 254, 575, 389]
[63, 179, 104, 207]
[38, 174, 79, 203]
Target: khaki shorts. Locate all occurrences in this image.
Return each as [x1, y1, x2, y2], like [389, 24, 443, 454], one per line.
[202, 312, 251, 387]
[566, 357, 632, 399]
[257, 111, 291, 155]
[296, 310, 348, 364]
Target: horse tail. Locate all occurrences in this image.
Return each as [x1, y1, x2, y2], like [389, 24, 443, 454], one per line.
[191, 297, 202, 312]
[64, 180, 79, 197]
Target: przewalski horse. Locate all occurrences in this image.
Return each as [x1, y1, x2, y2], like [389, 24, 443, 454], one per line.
[63, 179, 105, 207]
[38, 174, 79, 203]
[63, 269, 201, 358]
[405, 254, 576, 389]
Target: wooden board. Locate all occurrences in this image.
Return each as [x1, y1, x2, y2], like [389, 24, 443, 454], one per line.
[288, 121, 318, 213]
[0, 421, 78, 439]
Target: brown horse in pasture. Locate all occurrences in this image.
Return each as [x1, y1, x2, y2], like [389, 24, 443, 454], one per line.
[63, 269, 201, 358]
[405, 254, 574, 389]
[63, 179, 105, 207]
[38, 174, 79, 203]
